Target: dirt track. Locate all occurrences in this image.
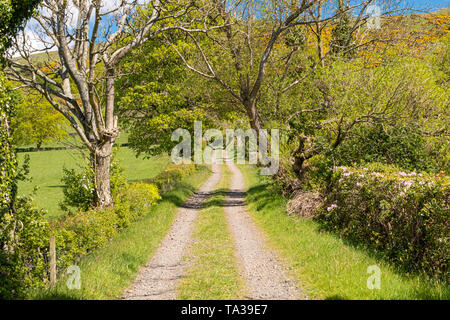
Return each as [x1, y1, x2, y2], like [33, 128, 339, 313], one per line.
[123, 151, 304, 300]
[223, 156, 305, 300]
[122, 162, 222, 300]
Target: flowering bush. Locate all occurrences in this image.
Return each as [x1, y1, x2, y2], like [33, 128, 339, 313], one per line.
[316, 163, 449, 279]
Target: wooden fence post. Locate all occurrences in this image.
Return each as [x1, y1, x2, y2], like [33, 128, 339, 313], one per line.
[49, 236, 56, 287]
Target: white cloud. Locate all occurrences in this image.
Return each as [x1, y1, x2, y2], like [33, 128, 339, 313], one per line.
[12, 0, 150, 57]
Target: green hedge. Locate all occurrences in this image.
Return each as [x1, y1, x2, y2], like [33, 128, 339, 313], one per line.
[0, 162, 201, 298]
[316, 164, 449, 280]
[0, 181, 161, 299]
[147, 163, 196, 192]
[51, 183, 161, 269]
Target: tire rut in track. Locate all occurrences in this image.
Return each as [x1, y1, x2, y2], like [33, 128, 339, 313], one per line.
[223, 156, 306, 300]
[122, 161, 222, 300]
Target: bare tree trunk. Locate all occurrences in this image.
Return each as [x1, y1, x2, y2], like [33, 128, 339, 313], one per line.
[92, 140, 113, 208]
[245, 99, 262, 134]
[292, 136, 307, 179]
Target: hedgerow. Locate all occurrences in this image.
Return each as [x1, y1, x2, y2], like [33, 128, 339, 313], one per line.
[60, 147, 128, 213]
[316, 163, 449, 280]
[0, 180, 162, 299]
[148, 163, 197, 192]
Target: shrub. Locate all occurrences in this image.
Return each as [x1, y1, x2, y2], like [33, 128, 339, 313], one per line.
[114, 183, 161, 228]
[316, 164, 449, 279]
[149, 163, 196, 192]
[60, 167, 94, 212]
[0, 196, 49, 299]
[334, 123, 443, 173]
[60, 148, 127, 212]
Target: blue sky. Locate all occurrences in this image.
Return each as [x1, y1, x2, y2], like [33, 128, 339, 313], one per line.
[402, 0, 449, 11]
[17, 0, 449, 56]
[410, 0, 449, 11]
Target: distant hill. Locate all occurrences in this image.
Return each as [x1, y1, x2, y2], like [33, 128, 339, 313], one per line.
[13, 7, 449, 66]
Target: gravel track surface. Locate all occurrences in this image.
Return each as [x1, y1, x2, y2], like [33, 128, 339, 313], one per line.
[123, 150, 305, 300]
[224, 156, 306, 300]
[122, 162, 222, 300]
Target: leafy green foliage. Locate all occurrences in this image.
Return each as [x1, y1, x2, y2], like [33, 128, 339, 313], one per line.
[60, 148, 127, 212]
[148, 163, 197, 192]
[0, 0, 41, 54]
[0, 195, 49, 299]
[114, 183, 161, 229]
[316, 165, 449, 279]
[0, 72, 16, 219]
[0, 178, 163, 299]
[11, 92, 68, 149]
[117, 37, 211, 157]
[60, 167, 95, 212]
[335, 123, 444, 173]
[276, 55, 449, 192]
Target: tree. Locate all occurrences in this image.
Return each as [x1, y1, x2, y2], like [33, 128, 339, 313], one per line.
[4, 0, 217, 208]
[116, 36, 212, 157]
[168, 0, 394, 147]
[1, 0, 41, 223]
[11, 90, 68, 150]
[329, 0, 354, 56]
[1, 0, 41, 283]
[0, 0, 42, 54]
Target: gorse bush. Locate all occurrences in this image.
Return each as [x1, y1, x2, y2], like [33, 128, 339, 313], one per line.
[316, 164, 449, 279]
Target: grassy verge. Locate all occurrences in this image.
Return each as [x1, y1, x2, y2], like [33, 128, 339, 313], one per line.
[239, 165, 449, 300]
[17, 147, 169, 220]
[28, 166, 212, 300]
[177, 165, 244, 300]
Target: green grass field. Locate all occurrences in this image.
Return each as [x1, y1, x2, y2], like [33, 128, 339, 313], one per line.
[17, 145, 170, 220]
[239, 165, 449, 300]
